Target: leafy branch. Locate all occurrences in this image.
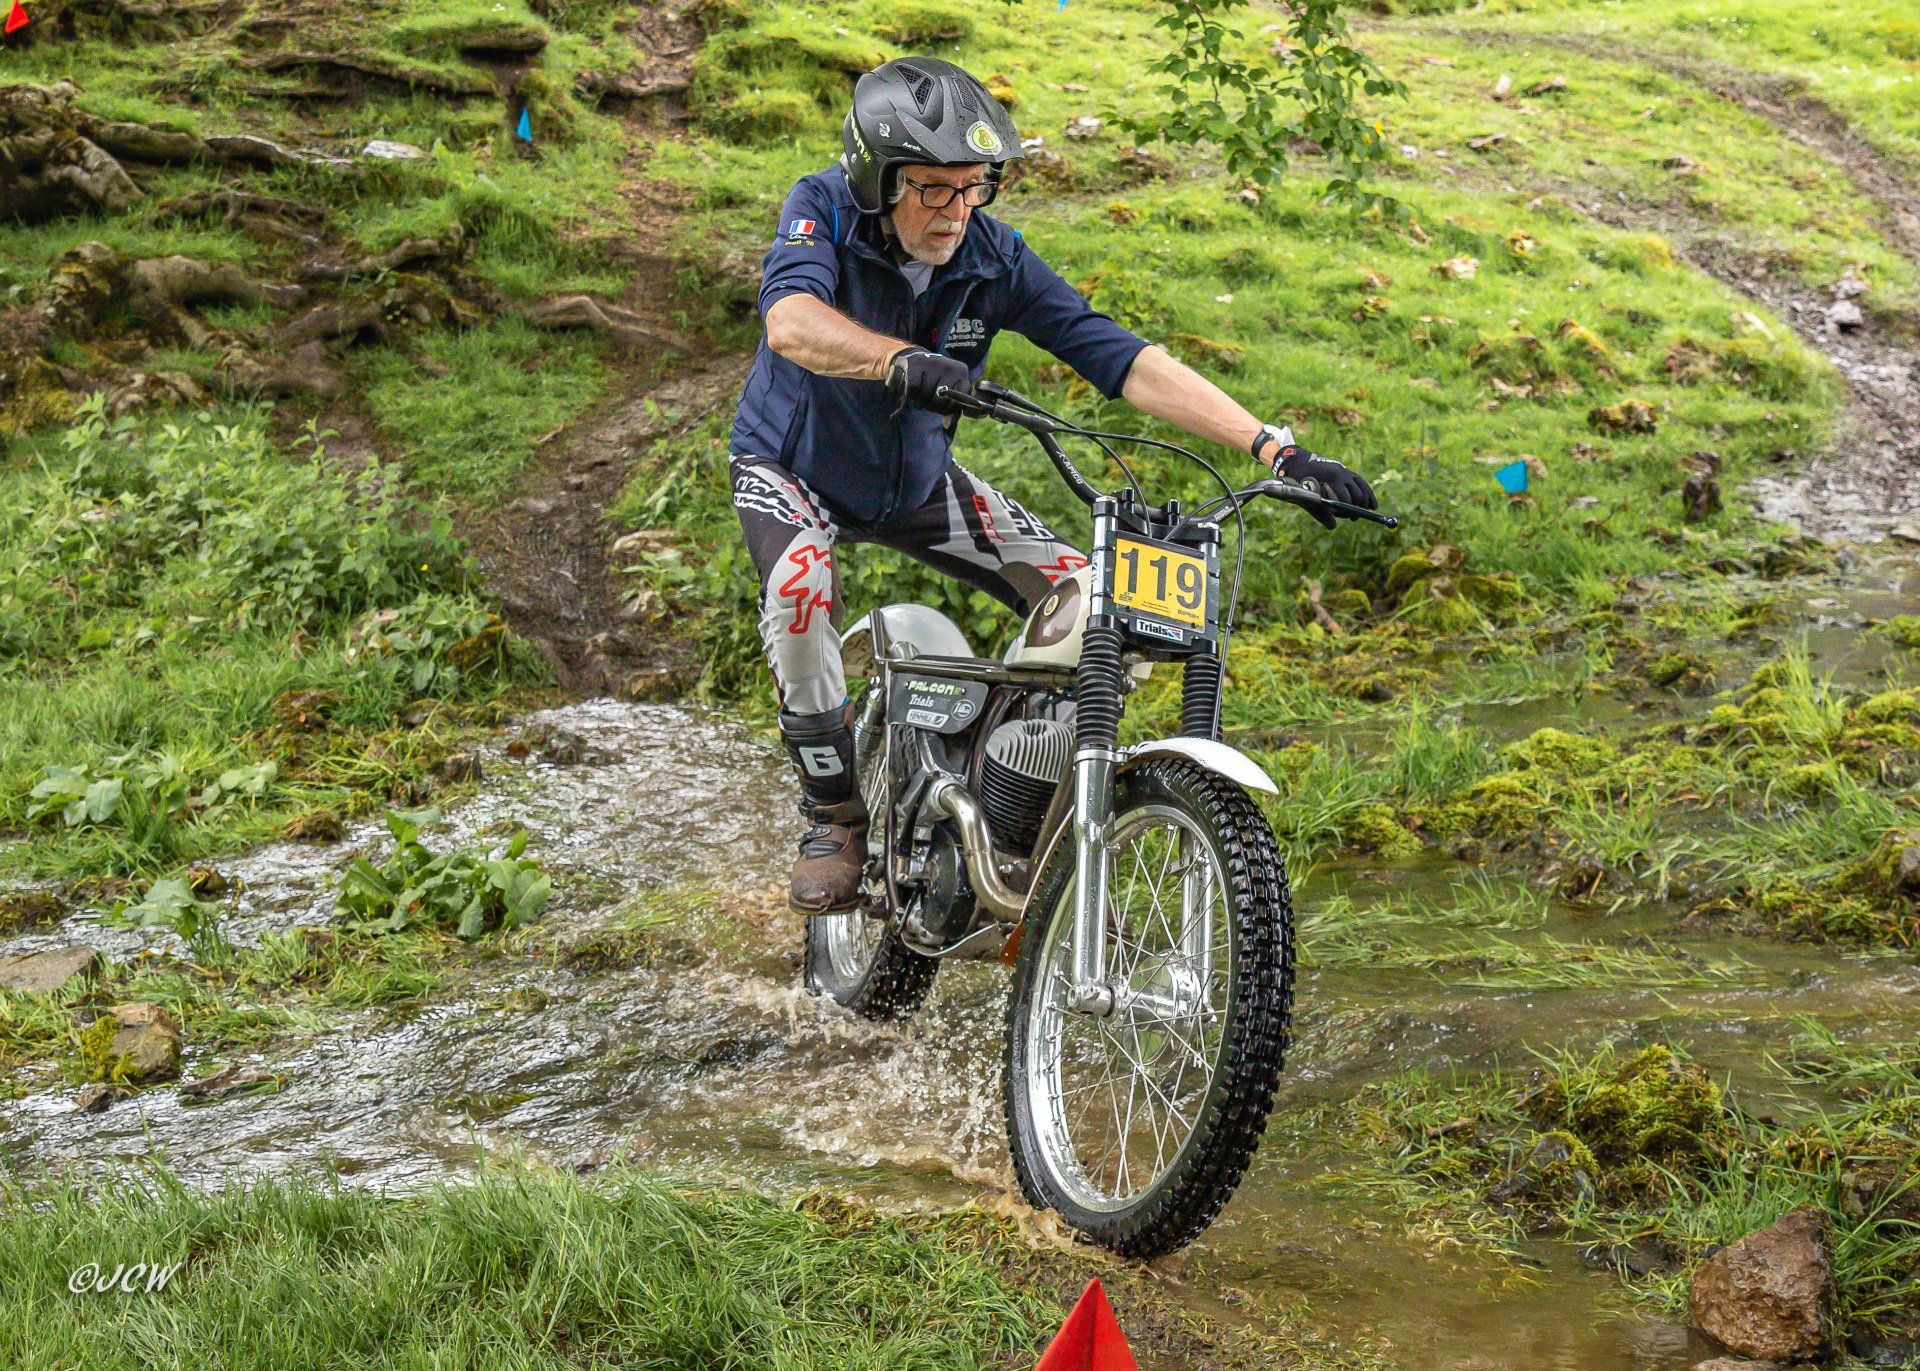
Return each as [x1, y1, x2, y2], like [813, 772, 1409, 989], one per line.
[1120, 0, 1404, 208]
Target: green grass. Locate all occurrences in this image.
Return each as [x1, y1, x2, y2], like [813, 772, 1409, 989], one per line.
[360, 318, 610, 500]
[0, 403, 539, 879]
[1433, 0, 1920, 172]
[0, 1164, 1062, 1370]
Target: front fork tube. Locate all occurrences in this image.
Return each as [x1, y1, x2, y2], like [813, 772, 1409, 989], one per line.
[1066, 747, 1117, 1016]
[1066, 499, 1122, 1019]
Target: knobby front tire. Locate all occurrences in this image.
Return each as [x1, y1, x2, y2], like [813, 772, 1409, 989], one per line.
[1002, 758, 1294, 1258]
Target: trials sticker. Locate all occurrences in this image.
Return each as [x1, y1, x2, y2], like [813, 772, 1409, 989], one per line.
[887, 675, 989, 735]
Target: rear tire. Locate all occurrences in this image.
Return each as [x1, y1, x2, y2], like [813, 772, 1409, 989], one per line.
[1002, 758, 1293, 1258]
[803, 907, 937, 1020]
[801, 677, 938, 1020]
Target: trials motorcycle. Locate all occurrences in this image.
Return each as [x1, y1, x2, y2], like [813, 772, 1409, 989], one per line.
[805, 379, 1396, 1258]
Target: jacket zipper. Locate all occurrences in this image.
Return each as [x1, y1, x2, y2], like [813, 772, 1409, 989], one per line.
[883, 270, 917, 521]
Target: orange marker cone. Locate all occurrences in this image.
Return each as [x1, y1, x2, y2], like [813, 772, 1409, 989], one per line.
[1034, 1279, 1140, 1371]
[4, 1, 29, 34]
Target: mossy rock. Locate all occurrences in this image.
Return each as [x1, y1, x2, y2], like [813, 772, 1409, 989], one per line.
[1325, 588, 1373, 618]
[1844, 830, 1920, 903]
[1400, 578, 1486, 632]
[1339, 803, 1421, 859]
[1499, 726, 1617, 778]
[709, 87, 819, 139]
[1527, 1044, 1727, 1167]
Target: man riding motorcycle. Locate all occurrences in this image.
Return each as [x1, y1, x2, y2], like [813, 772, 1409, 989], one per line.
[732, 56, 1377, 916]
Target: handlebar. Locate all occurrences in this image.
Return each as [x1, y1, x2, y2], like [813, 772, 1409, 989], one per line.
[933, 381, 1399, 532]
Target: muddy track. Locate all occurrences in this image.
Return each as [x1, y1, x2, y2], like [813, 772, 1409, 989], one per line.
[1420, 26, 1920, 544]
[472, 0, 744, 697]
[471, 359, 736, 696]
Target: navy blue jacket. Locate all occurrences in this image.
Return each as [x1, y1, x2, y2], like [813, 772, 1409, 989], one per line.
[730, 165, 1151, 526]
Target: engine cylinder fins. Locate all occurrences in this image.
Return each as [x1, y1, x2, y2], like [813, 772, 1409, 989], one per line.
[980, 718, 1072, 853]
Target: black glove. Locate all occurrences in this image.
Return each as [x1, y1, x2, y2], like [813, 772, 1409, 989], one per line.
[885, 348, 970, 416]
[1269, 441, 1376, 511]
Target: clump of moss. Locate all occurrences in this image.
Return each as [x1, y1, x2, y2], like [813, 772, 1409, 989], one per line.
[1167, 332, 1245, 370]
[1487, 1129, 1599, 1206]
[1385, 545, 1531, 632]
[1775, 761, 1840, 799]
[0, 889, 62, 934]
[1646, 650, 1715, 694]
[872, 0, 971, 44]
[1500, 727, 1618, 779]
[1340, 803, 1422, 859]
[1881, 616, 1920, 651]
[1427, 772, 1548, 843]
[1555, 317, 1617, 379]
[1527, 1044, 1728, 1169]
[1852, 689, 1920, 728]
[1588, 398, 1659, 434]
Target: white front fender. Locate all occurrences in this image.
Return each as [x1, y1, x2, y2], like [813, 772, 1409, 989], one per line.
[1120, 737, 1277, 794]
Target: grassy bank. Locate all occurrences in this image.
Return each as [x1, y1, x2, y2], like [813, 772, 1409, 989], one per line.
[0, 1165, 1059, 1369]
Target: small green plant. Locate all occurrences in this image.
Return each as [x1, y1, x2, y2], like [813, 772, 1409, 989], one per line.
[347, 595, 518, 695]
[110, 877, 231, 963]
[336, 807, 553, 940]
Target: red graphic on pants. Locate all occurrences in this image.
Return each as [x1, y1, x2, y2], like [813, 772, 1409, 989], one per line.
[1035, 553, 1090, 584]
[971, 494, 1005, 543]
[777, 542, 833, 635]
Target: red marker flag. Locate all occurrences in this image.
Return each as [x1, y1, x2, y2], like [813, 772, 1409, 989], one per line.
[1034, 1279, 1140, 1371]
[4, 1, 29, 34]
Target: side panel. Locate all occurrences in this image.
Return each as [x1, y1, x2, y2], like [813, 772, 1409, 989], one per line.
[1120, 737, 1278, 794]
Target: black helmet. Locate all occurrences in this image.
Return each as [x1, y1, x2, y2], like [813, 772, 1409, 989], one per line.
[840, 57, 1023, 215]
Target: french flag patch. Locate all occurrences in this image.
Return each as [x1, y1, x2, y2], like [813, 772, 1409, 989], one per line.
[787, 218, 816, 236]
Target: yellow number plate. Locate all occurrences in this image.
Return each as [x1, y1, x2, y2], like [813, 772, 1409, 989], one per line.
[1112, 536, 1210, 629]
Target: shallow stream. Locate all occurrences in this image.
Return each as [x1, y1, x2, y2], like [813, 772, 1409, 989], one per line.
[5, 623, 1918, 1369]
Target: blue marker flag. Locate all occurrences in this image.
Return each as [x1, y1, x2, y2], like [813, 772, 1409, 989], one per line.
[1495, 459, 1530, 495]
[515, 107, 532, 142]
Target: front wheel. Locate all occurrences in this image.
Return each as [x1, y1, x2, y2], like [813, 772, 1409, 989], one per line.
[1003, 758, 1294, 1258]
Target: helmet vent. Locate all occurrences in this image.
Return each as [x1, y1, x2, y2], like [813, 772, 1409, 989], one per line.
[901, 67, 935, 111]
[953, 78, 978, 117]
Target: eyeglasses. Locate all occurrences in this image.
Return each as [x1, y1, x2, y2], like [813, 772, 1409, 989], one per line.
[897, 176, 1000, 210]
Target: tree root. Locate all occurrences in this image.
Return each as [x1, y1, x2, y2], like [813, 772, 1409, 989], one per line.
[299, 228, 466, 283]
[241, 51, 495, 100]
[1, 83, 143, 221]
[521, 295, 686, 354]
[2, 80, 353, 224]
[574, 69, 691, 105]
[46, 0, 240, 40]
[154, 188, 330, 248]
[42, 242, 307, 350]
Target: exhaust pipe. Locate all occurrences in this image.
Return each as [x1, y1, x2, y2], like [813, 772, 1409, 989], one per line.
[925, 776, 1027, 920]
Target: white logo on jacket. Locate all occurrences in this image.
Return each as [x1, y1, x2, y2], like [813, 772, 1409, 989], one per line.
[946, 318, 987, 350]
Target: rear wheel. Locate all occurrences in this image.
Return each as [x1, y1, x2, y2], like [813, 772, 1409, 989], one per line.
[801, 680, 938, 1020]
[1003, 758, 1294, 1258]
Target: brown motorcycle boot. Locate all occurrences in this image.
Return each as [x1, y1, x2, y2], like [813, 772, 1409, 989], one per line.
[789, 796, 869, 915]
[779, 705, 867, 916]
